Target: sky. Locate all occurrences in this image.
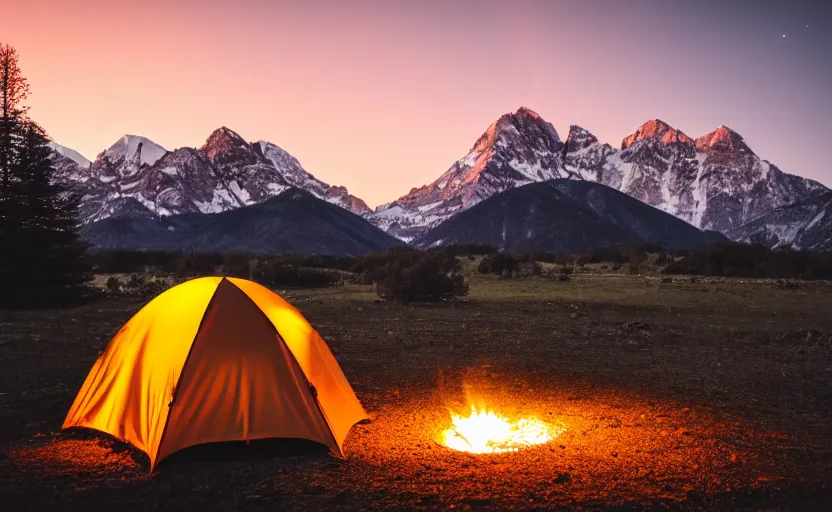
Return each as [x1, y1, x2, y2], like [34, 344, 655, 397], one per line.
[2, 0, 831, 208]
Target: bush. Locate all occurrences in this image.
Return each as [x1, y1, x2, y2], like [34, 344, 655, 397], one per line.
[118, 274, 170, 298]
[221, 252, 253, 279]
[252, 262, 343, 289]
[628, 247, 645, 274]
[478, 253, 521, 277]
[105, 276, 121, 293]
[528, 261, 543, 276]
[775, 279, 800, 290]
[429, 244, 498, 257]
[374, 251, 468, 304]
[351, 247, 421, 278]
[662, 242, 832, 280]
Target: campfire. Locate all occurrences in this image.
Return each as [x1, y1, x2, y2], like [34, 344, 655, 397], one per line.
[441, 404, 563, 454]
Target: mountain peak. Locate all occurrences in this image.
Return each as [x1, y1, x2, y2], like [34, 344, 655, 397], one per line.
[621, 119, 694, 149]
[565, 125, 599, 148]
[199, 126, 250, 161]
[472, 106, 560, 153]
[99, 134, 167, 167]
[513, 105, 544, 120]
[48, 142, 92, 168]
[695, 125, 754, 155]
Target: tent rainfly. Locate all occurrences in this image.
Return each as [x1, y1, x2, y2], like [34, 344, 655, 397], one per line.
[62, 276, 368, 470]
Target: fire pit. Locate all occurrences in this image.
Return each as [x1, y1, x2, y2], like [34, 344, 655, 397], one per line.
[440, 404, 565, 453]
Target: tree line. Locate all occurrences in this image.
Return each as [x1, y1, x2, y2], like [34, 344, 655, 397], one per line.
[0, 43, 92, 308]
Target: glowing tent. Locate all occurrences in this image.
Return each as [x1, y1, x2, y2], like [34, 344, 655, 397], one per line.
[62, 276, 368, 470]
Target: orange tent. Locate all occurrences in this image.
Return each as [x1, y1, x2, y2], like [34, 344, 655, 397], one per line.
[62, 276, 368, 470]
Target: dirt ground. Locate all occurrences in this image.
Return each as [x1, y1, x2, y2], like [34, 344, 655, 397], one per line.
[2, 274, 831, 510]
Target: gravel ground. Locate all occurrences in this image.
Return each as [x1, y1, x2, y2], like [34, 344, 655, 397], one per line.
[1, 279, 831, 510]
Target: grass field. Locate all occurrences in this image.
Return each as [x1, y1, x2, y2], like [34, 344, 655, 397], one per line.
[2, 271, 831, 510]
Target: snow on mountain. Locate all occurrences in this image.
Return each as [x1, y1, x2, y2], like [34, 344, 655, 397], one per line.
[369, 106, 569, 241]
[52, 127, 370, 224]
[370, 109, 828, 244]
[613, 119, 705, 227]
[726, 190, 832, 251]
[51, 108, 828, 249]
[99, 134, 167, 168]
[562, 125, 622, 189]
[48, 142, 91, 169]
[687, 125, 824, 233]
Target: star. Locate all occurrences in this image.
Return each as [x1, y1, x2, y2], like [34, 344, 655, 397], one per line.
[782, 34, 786, 38]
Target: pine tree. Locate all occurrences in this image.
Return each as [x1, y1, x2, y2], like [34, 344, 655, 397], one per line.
[0, 43, 29, 191]
[0, 43, 92, 308]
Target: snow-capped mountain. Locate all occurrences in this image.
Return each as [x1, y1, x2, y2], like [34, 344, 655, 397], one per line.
[370, 107, 828, 242]
[615, 121, 824, 233]
[726, 190, 832, 251]
[370, 107, 571, 241]
[52, 128, 370, 224]
[562, 125, 621, 188]
[48, 142, 91, 169]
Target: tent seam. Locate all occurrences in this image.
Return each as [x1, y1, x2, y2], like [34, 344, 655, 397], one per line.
[227, 278, 342, 455]
[150, 277, 224, 472]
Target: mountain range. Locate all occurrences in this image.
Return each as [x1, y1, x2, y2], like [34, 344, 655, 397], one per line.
[49, 127, 370, 225]
[80, 188, 403, 256]
[51, 107, 831, 253]
[369, 108, 827, 242]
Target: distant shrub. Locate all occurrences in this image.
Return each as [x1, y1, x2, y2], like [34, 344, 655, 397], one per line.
[528, 261, 543, 276]
[221, 252, 253, 279]
[543, 265, 572, 281]
[87, 250, 359, 277]
[374, 251, 468, 304]
[351, 247, 421, 278]
[663, 242, 832, 280]
[105, 276, 121, 292]
[252, 262, 343, 289]
[776, 279, 800, 290]
[120, 274, 170, 298]
[429, 244, 498, 257]
[478, 253, 521, 277]
[628, 248, 645, 275]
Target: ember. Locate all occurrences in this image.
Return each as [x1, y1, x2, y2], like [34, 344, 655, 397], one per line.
[441, 405, 563, 453]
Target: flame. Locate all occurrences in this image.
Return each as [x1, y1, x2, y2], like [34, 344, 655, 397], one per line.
[441, 405, 561, 453]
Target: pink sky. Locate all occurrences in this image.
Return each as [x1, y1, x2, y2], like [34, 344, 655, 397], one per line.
[3, 0, 830, 207]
